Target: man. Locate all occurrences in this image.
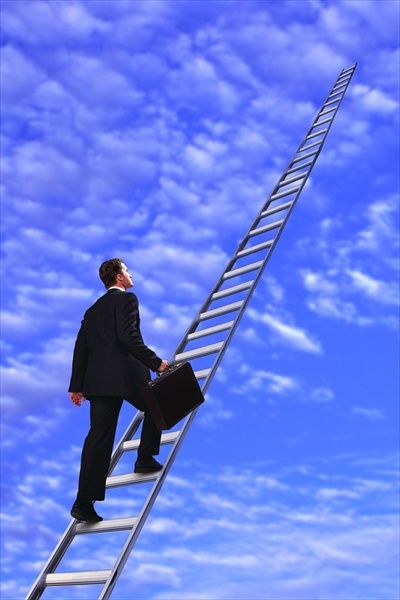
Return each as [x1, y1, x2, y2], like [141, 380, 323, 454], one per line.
[69, 258, 169, 523]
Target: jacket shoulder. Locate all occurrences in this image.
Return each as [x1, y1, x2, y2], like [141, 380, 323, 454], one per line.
[83, 292, 116, 318]
[125, 292, 138, 302]
[112, 292, 139, 311]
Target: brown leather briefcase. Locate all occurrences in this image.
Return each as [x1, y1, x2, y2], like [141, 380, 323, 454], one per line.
[142, 362, 205, 430]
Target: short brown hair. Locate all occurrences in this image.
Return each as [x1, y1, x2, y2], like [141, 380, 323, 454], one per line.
[99, 258, 123, 288]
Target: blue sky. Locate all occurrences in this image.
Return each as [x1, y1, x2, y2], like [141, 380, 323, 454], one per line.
[0, 0, 399, 599]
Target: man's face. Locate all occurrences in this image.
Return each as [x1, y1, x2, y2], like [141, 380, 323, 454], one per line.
[118, 263, 134, 289]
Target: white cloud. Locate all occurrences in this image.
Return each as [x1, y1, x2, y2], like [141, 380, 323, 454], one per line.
[301, 269, 338, 295]
[57, 2, 109, 37]
[0, 45, 45, 103]
[3, 141, 83, 201]
[132, 562, 181, 587]
[196, 393, 233, 428]
[125, 240, 228, 293]
[263, 274, 286, 303]
[346, 269, 399, 305]
[234, 369, 298, 396]
[352, 83, 399, 114]
[316, 487, 360, 501]
[184, 144, 215, 176]
[248, 309, 322, 354]
[297, 193, 399, 328]
[167, 54, 242, 115]
[355, 196, 399, 253]
[0, 334, 74, 413]
[352, 406, 386, 421]
[310, 386, 334, 403]
[306, 295, 373, 326]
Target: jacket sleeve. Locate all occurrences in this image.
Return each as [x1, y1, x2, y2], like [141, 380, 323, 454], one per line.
[68, 320, 88, 392]
[116, 293, 162, 372]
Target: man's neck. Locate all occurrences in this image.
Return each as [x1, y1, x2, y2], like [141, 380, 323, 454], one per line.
[108, 285, 125, 292]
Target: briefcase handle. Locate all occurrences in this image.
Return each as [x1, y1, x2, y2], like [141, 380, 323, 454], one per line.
[155, 362, 183, 378]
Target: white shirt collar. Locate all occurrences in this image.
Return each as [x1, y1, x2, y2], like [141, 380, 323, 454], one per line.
[107, 286, 125, 292]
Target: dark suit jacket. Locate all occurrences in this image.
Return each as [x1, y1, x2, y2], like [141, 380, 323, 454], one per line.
[69, 289, 162, 397]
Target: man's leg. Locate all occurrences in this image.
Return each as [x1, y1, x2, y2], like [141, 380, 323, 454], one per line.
[125, 396, 162, 465]
[137, 411, 162, 459]
[77, 396, 123, 501]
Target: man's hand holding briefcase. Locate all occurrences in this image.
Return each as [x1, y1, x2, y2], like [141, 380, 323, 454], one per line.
[142, 362, 205, 430]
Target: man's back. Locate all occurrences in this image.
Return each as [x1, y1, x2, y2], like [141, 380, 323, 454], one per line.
[69, 289, 161, 398]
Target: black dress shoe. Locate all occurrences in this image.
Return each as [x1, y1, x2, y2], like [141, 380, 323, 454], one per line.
[134, 457, 163, 473]
[71, 499, 103, 522]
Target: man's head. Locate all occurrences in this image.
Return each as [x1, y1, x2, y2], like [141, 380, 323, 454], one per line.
[99, 258, 133, 290]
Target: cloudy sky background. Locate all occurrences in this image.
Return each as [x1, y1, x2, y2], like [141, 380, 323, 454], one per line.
[1, 0, 399, 599]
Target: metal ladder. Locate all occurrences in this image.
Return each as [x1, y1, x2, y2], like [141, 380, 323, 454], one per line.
[26, 64, 357, 600]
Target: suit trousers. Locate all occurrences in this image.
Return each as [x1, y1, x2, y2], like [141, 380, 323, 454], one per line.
[77, 395, 161, 501]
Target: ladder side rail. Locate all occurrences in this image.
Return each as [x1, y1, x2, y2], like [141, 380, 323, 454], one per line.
[191, 60, 359, 415]
[191, 145, 323, 397]
[312, 70, 356, 137]
[276, 65, 356, 178]
[176, 186, 308, 394]
[174, 65, 357, 358]
[173, 221, 256, 356]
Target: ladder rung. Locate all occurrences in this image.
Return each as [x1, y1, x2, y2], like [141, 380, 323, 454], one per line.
[341, 65, 354, 75]
[76, 517, 138, 535]
[299, 140, 321, 152]
[199, 300, 243, 319]
[123, 431, 180, 451]
[249, 219, 284, 237]
[223, 261, 263, 280]
[187, 320, 234, 340]
[46, 570, 111, 586]
[311, 117, 332, 128]
[278, 173, 306, 187]
[271, 186, 301, 200]
[237, 240, 273, 257]
[319, 107, 336, 117]
[332, 80, 347, 89]
[288, 150, 318, 165]
[195, 368, 211, 380]
[106, 471, 159, 488]
[260, 200, 292, 217]
[286, 159, 314, 174]
[340, 67, 353, 75]
[327, 90, 343, 100]
[306, 128, 328, 140]
[331, 83, 346, 94]
[175, 341, 223, 361]
[324, 98, 340, 108]
[212, 281, 253, 300]
[337, 74, 351, 83]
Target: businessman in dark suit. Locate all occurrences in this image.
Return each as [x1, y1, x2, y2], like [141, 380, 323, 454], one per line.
[69, 258, 169, 522]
